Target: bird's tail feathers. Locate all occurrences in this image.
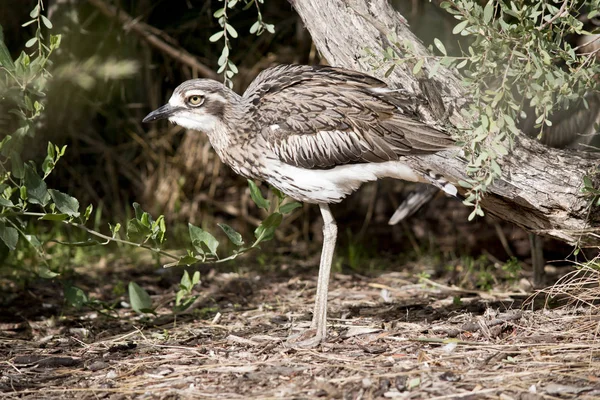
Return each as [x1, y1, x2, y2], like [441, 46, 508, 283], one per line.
[423, 170, 458, 197]
[388, 171, 459, 225]
[388, 185, 438, 225]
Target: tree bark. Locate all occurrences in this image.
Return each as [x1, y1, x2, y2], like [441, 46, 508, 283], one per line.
[290, 0, 600, 246]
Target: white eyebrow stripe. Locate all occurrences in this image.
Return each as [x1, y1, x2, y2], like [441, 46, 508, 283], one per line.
[184, 90, 208, 97]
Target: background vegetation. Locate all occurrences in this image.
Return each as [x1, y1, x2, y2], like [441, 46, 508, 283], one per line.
[0, 0, 598, 309]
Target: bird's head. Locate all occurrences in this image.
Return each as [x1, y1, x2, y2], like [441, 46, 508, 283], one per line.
[143, 79, 236, 133]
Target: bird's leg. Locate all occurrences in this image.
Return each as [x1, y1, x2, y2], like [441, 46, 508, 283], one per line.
[311, 204, 337, 338]
[288, 203, 337, 347]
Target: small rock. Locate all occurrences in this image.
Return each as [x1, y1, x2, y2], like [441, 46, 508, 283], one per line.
[394, 376, 407, 391]
[106, 370, 117, 379]
[87, 361, 109, 371]
[545, 383, 591, 395]
[439, 371, 460, 382]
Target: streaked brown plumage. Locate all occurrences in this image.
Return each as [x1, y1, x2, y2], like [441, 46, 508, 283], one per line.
[143, 64, 456, 346]
[247, 65, 452, 168]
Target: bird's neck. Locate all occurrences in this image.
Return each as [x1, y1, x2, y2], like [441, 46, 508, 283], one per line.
[204, 92, 267, 180]
[203, 90, 246, 155]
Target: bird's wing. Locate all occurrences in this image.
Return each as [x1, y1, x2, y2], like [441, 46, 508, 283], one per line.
[244, 65, 454, 169]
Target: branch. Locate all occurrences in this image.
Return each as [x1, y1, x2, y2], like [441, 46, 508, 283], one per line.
[538, 0, 570, 31]
[290, 0, 600, 245]
[87, 0, 219, 80]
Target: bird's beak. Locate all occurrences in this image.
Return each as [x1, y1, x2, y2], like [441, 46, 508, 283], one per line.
[142, 104, 180, 123]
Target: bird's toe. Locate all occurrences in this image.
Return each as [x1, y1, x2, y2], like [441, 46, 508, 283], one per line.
[286, 328, 325, 348]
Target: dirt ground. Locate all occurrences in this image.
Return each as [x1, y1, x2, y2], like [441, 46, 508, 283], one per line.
[1, 256, 600, 399]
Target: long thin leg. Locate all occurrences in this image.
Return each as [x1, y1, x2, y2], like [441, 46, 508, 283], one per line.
[287, 203, 337, 347]
[311, 203, 338, 339]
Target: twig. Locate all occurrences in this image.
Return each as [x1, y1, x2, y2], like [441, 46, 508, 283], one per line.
[6, 211, 181, 261]
[87, 0, 219, 80]
[538, 0, 570, 31]
[406, 337, 484, 346]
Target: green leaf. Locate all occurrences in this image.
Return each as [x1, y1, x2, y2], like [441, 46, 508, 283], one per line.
[132, 202, 147, 221]
[50, 34, 61, 49]
[0, 198, 14, 207]
[218, 46, 229, 66]
[218, 223, 244, 246]
[209, 31, 224, 42]
[174, 295, 198, 312]
[25, 37, 37, 48]
[468, 208, 478, 221]
[0, 24, 15, 70]
[24, 164, 50, 206]
[10, 150, 24, 179]
[248, 180, 270, 210]
[39, 213, 69, 221]
[174, 255, 199, 267]
[279, 201, 302, 214]
[192, 271, 200, 285]
[30, 4, 40, 18]
[84, 204, 93, 222]
[127, 219, 151, 242]
[38, 267, 59, 279]
[128, 281, 153, 314]
[483, 1, 494, 23]
[189, 223, 219, 255]
[254, 212, 282, 242]
[225, 23, 238, 38]
[433, 38, 447, 56]
[213, 7, 225, 18]
[41, 15, 53, 29]
[180, 270, 192, 290]
[25, 235, 42, 247]
[48, 189, 80, 217]
[452, 20, 469, 35]
[0, 222, 18, 251]
[64, 285, 88, 308]
[412, 58, 424, 75]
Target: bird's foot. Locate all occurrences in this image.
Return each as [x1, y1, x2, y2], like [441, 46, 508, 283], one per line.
[286, 328, 325, 348]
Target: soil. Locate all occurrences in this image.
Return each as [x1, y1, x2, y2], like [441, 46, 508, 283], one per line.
[1, 256, 599, 399]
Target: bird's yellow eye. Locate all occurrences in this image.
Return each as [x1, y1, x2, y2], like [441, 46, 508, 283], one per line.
[187, 95, 204, 106]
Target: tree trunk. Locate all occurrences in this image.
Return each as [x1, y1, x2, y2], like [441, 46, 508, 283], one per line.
[290, 0, 600, 246]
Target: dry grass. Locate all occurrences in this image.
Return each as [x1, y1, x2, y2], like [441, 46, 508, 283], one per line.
[2, 258, 599, 399]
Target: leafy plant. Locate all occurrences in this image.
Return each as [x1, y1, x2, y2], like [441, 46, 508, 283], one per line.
[128, 281, 155, 314]
[582, 173, 600, 209]
[0, 2, 301, 322]
[372, 0, 600, 218]
[174, 270, 201, 313]
[209, 0, 275, 88]
[166, 180, 301, 267]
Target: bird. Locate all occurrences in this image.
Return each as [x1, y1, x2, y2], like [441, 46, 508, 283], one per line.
[143, 64, 457, 347]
